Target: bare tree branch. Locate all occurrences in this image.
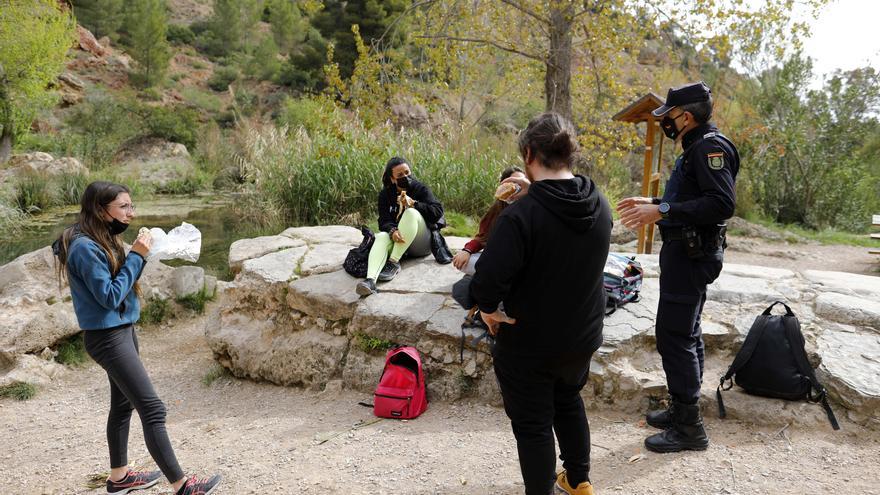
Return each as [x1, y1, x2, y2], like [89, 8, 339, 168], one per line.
[414, 35, 547, 63]
[499, 0, 550, 24]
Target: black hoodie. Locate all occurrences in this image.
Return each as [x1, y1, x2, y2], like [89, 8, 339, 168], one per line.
[470, 175, 612, 356]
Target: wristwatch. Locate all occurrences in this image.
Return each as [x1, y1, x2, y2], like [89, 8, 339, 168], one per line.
[658, 202, 671, 219]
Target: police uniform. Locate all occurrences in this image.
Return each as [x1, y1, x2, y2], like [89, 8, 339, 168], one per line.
[645, 82, 740, 453]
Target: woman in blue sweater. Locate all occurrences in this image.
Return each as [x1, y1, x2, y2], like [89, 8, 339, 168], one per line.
[53, 181, 221, 495]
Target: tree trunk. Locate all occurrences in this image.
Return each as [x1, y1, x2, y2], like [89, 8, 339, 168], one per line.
[545, 3, 573, 120]
[0, 126, 12, 165]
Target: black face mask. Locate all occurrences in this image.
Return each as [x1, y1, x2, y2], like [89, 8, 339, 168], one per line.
[106, 212, 130, 236]
[661, 114, 683, 141]
[396, 175, 413, 189]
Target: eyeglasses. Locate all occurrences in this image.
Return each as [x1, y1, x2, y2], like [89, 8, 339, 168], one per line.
[109, 202, 136, 213]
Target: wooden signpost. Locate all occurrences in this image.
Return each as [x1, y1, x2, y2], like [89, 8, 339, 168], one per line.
[613, 93, 667, 254]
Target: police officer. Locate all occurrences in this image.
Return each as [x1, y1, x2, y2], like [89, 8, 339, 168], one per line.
[616, 81, 740, 453]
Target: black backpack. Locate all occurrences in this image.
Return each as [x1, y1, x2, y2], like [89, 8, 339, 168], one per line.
[717, 301, 840, 430]
[342, 226, 375, 278]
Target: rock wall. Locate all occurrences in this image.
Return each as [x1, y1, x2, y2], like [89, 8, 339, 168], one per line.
[209, 226, 880, 429]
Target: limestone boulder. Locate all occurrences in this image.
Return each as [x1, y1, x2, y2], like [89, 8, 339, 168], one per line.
[287, 270, 361, 321]
[351, 292, 446, 343]
[814, 292, 880, 329]
[114, 138, 196, 190]
[380, 257, 462, 294]
[280, 225, 362, 246]
[816, 325, 880, 424]
[0, 353, 67, 388]
[803, 270, 880, 300]
[298, 243, 350, 276]
[238, 246, 308, 285]
[228, 235, 305, 273]
[707, 273, 786, 305]
[172, 266, 205, 298]
[140, 259, 176, 301]
[2, 153, 88, 180]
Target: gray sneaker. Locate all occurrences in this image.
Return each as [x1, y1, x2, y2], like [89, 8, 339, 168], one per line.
[377, 261, 401, 282]
[356, 278, 377, 296]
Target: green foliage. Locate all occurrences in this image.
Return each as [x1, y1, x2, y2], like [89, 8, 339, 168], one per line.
[0, 1, 76, 162]
[181, 87, 224, 113]
[275, 96, 342, 135]
[56, 332, 88, 367]
[127, 0, 171, 88]
[55, 171, 91, 206]
[245, 100, 513, 226]
[734, 55, 880, 230]
[176, 287, 215, 314]
[0, 202, 26, 235]
[72, 0, 125, 41]
[208, 66, 239, 92]
[199, 0, 264, 57]
[166, 23, 196, 45]
[0, 382, 37, 401]
[442, 212, 479, 238]
[139, 104, 200, 150]
[63, 94, 140, 169]
[354, 332, 395, 353]
[140, 296, 171, 325]
[278, 27, 328, 90]
[14, 172, 53, 213]
[201, 364, 231, 386]
[245, 37, 282, 82]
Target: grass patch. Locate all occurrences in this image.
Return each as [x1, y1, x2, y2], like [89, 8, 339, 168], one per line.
[55, 171, 91, 206]
[457, 370, 476, 397]
[0, 382, 37, 400]
[14, 172, 53, 213]
[176, 287, 215, 315]
[181, 87, 224, 113]
[742, 214, 879, 247]
[140, 296, 172, 325]
[443, 211, 480, 238]
[201, 364, 231, 386]
[354, 333, 395, 353]
[55, 332, 88, 367]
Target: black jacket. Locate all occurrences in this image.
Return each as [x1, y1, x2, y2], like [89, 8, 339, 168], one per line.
[377, 179, 446, 233]
[470, 175, 612, 356]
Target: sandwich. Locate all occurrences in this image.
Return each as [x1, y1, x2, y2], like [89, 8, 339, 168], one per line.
[494, 182, 521, 202]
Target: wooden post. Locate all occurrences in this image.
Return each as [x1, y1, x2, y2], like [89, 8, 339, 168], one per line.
[637, 115, 656, 254]
[645, 120, 663, 254]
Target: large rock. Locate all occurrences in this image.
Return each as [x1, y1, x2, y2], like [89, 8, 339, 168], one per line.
[280, 225, 362, 246]
[76, 25, 108, 57]
[140, 259, 176, 300]
[351, 292, 446, 342]
[803, 270, 880, 300]
[2, 153, 88, 180]
[228, 235, 305, 273]
[707, 273, 786, 304]
[287, 270, 361, 321]
[380, 257, 462, 294]
[0, 353, 66, 388]
[298, 243, 351, 276]
[815, 292, 880, 329]
[816, 325, 880, 425]
[238, 246, 308, 285]
[114, 138, 196, 190]
[172, 266, 205, 298]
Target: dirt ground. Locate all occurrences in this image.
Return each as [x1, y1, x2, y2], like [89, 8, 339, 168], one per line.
[2, 235, 878, 495]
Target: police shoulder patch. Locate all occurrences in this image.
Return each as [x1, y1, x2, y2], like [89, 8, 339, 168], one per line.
[707, 152, 724, 170]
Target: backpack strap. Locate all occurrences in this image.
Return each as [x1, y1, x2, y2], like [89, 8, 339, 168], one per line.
[460, 316, 493, 363]
[716, 301, 785, 418]
[782, 316, 841, 430]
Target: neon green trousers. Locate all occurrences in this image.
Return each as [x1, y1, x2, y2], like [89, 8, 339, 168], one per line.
[366, 208, 430, 280]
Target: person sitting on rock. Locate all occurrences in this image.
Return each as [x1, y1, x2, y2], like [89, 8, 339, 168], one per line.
[356, 156, 453, 296]
[52, 181, 222, 495]
[452, 166, 527, 276]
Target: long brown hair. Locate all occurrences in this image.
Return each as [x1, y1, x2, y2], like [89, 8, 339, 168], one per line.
[54, 181, 140, 296]
[474, 166, 524, 245]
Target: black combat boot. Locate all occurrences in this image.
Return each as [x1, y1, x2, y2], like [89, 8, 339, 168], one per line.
[644, 400, 709, 453]
[645, 400, 674, 430]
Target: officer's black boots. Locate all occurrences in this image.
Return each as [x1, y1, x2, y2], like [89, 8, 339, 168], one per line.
[644, 401, 709, 453]
[645, 403, 673, 429]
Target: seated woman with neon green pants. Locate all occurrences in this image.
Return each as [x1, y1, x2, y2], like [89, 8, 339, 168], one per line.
[356, 157, 453, 296]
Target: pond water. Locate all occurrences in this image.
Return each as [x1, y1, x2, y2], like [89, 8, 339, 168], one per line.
[0, 195, 262, 281]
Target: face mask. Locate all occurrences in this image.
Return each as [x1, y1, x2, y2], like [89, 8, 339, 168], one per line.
[106, 212, 130, 236]
[660, 115, 682, 140]
[396, 175, 413, 189]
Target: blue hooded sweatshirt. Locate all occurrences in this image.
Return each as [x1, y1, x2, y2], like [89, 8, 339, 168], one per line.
[65, 235, 146, 330]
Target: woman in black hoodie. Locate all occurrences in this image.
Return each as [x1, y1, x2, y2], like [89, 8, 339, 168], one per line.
[471, 113, 612, 495]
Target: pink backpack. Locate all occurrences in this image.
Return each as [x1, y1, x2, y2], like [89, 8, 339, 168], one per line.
[373, 346, 428, 419]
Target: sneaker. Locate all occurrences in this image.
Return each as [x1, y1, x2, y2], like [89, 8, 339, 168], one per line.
[176, 474, 222, 495]
[355, 278, 377, 297]
[377, 260, 401, 282]
[106, 470, 161, 494]
[555, 471, 594, 495]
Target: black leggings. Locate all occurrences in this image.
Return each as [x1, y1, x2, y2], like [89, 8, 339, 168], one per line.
[83, 325, 184, 483]
[493, 347, 595, 495]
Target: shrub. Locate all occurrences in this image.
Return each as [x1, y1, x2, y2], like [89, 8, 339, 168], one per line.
[139, 104, 200, 150]
[0, 382, 37, 400]
[208, 65, 239, 92]
[14, 172, 54, 213]
[167, 24, 195, 45]
[55, 332, 88, 367]
[54, 171, 91, 206]
[140, 296, 171, 325]
[201, 364, 231, 386]
[176, 287, 215, 314]
[181, 87, 224, 113]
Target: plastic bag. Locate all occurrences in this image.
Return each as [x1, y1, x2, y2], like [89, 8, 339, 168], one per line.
[144, 222, 202, 262]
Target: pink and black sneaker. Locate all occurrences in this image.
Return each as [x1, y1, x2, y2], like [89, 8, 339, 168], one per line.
[176, 474, 222, 495]
[106, 470, 161, 494]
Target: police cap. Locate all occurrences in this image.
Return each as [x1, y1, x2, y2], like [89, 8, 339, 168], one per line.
[652, 81, 712, 117]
